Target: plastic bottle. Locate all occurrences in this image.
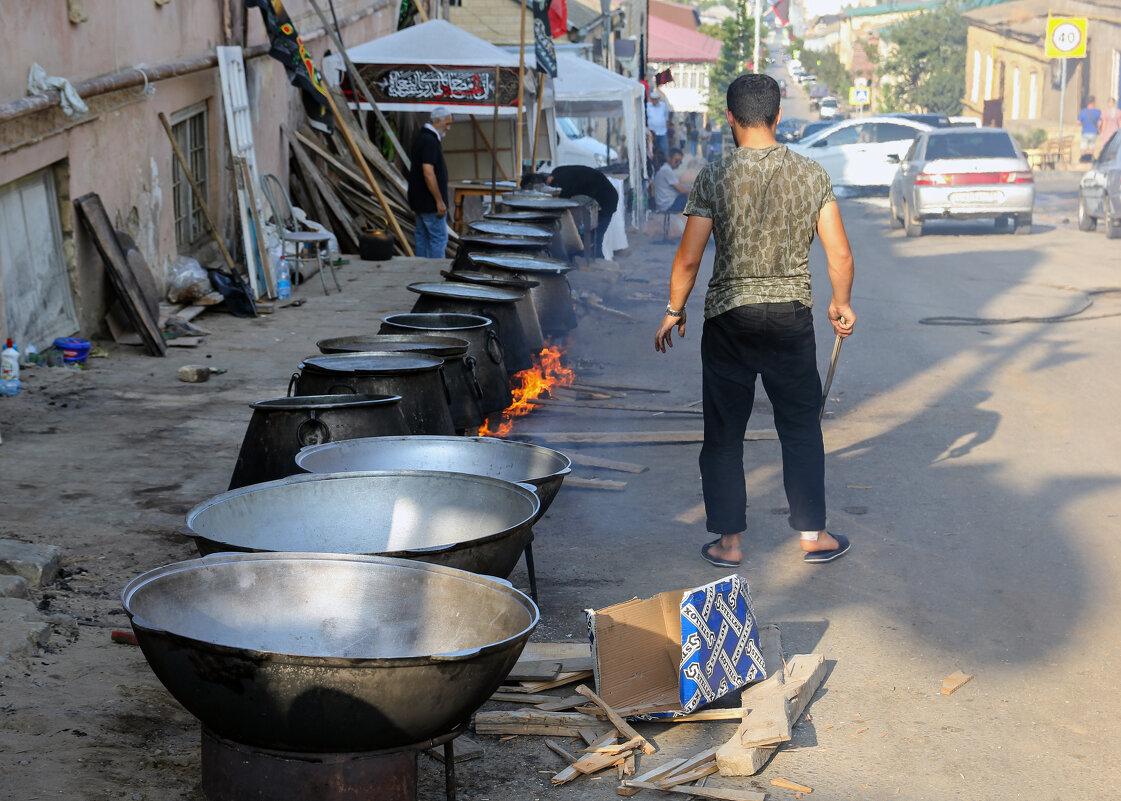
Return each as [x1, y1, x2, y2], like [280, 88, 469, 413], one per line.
[276, 258, 292, 300]
[1, 339, 20, 396]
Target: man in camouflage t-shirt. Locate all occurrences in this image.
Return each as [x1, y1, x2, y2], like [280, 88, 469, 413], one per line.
[654, 74, 856, 568]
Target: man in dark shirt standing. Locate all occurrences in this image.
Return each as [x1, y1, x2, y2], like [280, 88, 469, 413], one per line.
[522, 165, 619, 258]
[654, 73, 856, 569]
[407, 107, 452, 258]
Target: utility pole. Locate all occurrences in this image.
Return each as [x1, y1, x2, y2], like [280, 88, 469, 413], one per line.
[752, 0, 762, 73]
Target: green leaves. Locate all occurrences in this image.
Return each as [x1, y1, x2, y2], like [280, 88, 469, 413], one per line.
[878, 7, 968, 115]
[705, 12, 764, 118]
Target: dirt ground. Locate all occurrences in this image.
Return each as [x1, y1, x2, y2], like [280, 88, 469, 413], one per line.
[0, 231, 764, 801]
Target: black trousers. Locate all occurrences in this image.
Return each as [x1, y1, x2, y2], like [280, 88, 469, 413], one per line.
[700, 302, 826, 535]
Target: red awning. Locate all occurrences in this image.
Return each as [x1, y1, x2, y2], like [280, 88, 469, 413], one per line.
[647, 16, 722, 63]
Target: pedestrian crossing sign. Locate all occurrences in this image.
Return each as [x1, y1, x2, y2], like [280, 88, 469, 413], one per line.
[849, 86, 870, 106]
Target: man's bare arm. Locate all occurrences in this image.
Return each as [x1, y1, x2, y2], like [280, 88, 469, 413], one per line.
[816, 200, 856, 338]
[654, 215, 713, 352]
[422, 163, 447, 217]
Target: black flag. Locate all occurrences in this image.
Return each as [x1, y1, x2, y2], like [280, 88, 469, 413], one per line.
[531, 0, 558, 78]
[244, 0, 333, 132]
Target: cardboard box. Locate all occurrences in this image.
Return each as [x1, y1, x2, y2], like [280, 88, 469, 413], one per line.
[586, 574, 765, 718]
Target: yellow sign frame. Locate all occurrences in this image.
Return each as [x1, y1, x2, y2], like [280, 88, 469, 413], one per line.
[1046, 17, 1086, 59]
[848, 86, 870, 106]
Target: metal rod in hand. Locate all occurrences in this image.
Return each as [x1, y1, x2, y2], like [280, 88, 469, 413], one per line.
[819, 334, 843, 423]
[158, 112, 240, 277]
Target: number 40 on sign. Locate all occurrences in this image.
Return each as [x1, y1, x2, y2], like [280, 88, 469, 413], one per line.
[1045, 17, 1086, 59]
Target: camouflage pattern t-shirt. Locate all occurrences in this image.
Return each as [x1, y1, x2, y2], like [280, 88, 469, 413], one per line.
[684, 144, 835, 318]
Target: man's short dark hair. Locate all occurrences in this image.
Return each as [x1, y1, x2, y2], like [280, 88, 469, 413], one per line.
[669, 148, 684, 159]
[727, 74, 781, 128]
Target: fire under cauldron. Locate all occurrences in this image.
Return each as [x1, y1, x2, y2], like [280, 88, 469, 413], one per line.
[184, 470, 540, 582]
[122, 552, 537, 800]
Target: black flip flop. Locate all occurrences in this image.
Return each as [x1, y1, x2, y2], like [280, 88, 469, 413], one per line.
[701, 539, 741, 568]
[803, 533, 851, 564]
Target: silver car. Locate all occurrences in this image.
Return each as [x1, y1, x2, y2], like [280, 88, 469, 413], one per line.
[888, 128, 1035, 237]
[1077, 131, 1121, 238]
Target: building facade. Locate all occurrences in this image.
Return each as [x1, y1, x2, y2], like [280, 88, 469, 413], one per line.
[0, 0, 394, 346]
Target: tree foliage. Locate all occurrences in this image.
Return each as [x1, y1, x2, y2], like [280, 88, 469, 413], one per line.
[877, 6, 968, 115]
[706, 11, 763, 117]
[801, 48, 851, 96]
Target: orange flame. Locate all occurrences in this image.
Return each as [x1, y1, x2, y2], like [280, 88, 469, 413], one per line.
[480, 346, 575, 438]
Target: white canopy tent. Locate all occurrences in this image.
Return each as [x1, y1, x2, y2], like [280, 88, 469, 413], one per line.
[550, 53, 647, 227]
[339, 20, 554, 180]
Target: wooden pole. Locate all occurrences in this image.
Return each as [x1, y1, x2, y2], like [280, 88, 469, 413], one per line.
[237, 157, 276, 297]
[157, 112, 240, 276]
[306, 0, 411, 170]
[516, 0, 528, 179]
[413, 0, 429, 23]
[492, 65, 500, 208]
[471, 117, 509, 180]
[530, 82, 546, 169]
[321, 88, 415, 257]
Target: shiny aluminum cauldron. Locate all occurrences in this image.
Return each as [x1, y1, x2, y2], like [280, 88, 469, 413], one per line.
[185, 470, 540, 579]
[295, 435, 571, 521]
[121, 552, 538, 752]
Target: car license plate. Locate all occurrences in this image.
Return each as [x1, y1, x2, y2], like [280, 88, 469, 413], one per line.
[950, 190, 1003, 204]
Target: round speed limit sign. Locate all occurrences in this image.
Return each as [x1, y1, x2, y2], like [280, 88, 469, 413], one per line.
[1046, 17, 1086, 58]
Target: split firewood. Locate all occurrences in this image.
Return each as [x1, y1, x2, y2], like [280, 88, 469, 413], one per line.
[570, 380, 670, 393]
[616, 758, 687, 796]
[474, 709, 593, 737]
[770, 777, 813, 793]
[545, 739, 579, 764]
[566, 477, 628, 491]
[940, 669, 974, 695]
[619, 780, 766, 801]
[506, 661, 561, 681]
[535, 694, 588, 712]
[716, 654, 827, 777]
[530, 398, 702, 415]
[574, 684, 657, 755]
[565, 452, 650, 474]
[518, 670, 594, 692]
[657, 762, 719, 788]
[658, 748, 717, 785]
[553, 731, 629, 785]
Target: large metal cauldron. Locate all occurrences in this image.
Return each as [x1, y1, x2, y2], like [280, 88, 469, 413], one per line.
[315, 334, 484, 431]
[290, 352, 455, 436]
[462, 252, 577, 335]
[296, 435, 571, 523]
[185, 470, 540, 580]
[441, 270, 545, 352]
[407, 282, 532, 374]
[121, 552, 538, 752]
[379, 313, 511, 416]
[450, 233, 549, 272]
[228, 394, 407, 490]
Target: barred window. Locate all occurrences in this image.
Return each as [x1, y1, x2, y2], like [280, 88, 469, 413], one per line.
[171, 102, 209, 248]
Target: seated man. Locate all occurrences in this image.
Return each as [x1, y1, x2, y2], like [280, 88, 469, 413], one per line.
[522, 165, 619, 258]
[653, 148, 691, 213]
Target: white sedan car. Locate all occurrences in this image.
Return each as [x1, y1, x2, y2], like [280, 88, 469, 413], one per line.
[788, 116, 931, 187]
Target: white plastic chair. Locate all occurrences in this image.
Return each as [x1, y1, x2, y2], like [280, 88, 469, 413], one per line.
[260, 173, 340, 295]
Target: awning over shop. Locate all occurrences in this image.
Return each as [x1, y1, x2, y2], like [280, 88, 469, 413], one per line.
[345, 20, 533, 116]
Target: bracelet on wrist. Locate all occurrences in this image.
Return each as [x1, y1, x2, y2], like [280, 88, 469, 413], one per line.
[665, 305, 685, 317]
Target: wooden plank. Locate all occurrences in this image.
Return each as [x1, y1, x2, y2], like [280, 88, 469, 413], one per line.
[716, 653, 827, 777]
[572, 381, 671, 393]
[941, 669, 974, 695]
[566, 477, 628, 491]
[663, 748, 717, 779]
[531, 398, 702, 415]
[574, 685, 656, 755]
[621, 780, 766, 801]
[657, 763, 719, 788]
[535, 694, 587, 712]
[474, 709, 592, 737]
[507, 662, 561, 681]
[636, 708, 744, 723]
[490, 692, 558, 704]
[738, 689, 792, 749]
[520, 430, 777, 445]
[73, 194, 166, 356]
[553, 731, 620, 785]
[522, 642, 593, 659]
[566, 453, 649, 474]
[514, 656, 593, 674]
[545, 739, 579, 764]
[616, 758, 688, 796]
[771, 777, 813, 793]
[519, 670, 594, 692]
[285, 125, 362, 247]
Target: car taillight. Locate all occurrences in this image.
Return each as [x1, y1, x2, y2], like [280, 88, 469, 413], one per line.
[915, 171, 1034, 186]
[914, 172, 951, 186]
